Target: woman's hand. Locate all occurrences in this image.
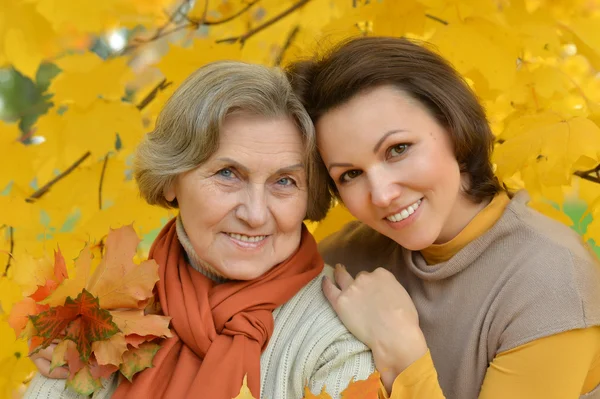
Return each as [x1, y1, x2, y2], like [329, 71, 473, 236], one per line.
[322, 264, 428, 392]
[30, 342, 69, 379]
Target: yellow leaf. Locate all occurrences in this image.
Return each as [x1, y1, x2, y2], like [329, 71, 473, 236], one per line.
[50, 339, 70, 372]
[61, 100, 144, 155]
[0, 0, 58, 77]
[232, 374, 257, 399]
[157, 38, 242, 86]
[50, 53, 134, 109]
[429, 17, 519, 92]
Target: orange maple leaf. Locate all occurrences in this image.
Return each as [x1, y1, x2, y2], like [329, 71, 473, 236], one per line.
[340, 371, 382, 399]
[303, 386, 333, 399]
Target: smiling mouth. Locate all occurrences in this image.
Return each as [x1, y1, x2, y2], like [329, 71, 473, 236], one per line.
[225, 233, 268, 243]
[384, 198, 423, 222]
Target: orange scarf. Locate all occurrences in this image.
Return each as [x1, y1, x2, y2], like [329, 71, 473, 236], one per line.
[113, 218, 324, 399]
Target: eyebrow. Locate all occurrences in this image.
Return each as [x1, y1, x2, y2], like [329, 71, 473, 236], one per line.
[373, 130, 407, 153]
[216, 158, 304, 175]
[327, 162, 355, 173]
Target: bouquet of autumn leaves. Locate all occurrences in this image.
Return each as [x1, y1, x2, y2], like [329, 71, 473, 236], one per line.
[8, 226, 172, 396]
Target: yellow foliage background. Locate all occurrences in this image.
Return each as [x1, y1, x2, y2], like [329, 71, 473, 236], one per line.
[2, 0, 600, 396]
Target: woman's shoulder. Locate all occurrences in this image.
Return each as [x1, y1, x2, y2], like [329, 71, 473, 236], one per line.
[505, 191, 596, 263]
[317, 221, 397, 274]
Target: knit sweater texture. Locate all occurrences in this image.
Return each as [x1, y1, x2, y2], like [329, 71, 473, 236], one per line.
[24, 218, 375, 399]
[319, 190, 600, 399]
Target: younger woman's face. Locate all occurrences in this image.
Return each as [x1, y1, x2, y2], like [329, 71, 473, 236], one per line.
[316, 85, 480, 250]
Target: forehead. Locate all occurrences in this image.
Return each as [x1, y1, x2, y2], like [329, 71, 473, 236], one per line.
[214, 113, 306, 165]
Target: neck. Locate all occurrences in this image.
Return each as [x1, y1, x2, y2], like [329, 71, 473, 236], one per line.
[435, 193, 491, 245]
[175, 215, 229, 283]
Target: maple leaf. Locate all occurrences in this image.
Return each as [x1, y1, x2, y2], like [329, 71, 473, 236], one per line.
[31, 289, 119, 362]
[42, 246, 92, 307]
[66, 365, 102, 397]
[86, 225, 160, 309]
[119, 342, 161, 382]
[49, 339, 70, 373]
[340, 371, 381, 399]
[92, 333, 128, 367]
[303, 386, 333, 399]
[110, 309, 172, 337]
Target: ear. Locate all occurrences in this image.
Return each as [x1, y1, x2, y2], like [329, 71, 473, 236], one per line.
[164, 180, 176, 202]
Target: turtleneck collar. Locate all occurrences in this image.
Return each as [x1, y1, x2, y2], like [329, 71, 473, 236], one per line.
[175, 215, 229, 283]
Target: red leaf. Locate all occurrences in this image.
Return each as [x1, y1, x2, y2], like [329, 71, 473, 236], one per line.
[29, 301, 79, 350]
[61, 290, 120, 362]
[30, 289, 119, 361]
[89, 362, 119, 379]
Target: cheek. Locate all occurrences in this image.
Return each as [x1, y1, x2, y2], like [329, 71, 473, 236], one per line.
[274, 195, 307, 233]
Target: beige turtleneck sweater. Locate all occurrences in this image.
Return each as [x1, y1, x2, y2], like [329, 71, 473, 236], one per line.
[24, 216, 375, 399]
[319, 190, 600, 399]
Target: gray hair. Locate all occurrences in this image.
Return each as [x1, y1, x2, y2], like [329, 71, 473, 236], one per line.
[134, 60, 332, 221]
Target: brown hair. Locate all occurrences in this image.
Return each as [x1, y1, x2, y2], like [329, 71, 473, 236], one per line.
[286, 36, 501, 202]
[135, 60, 332, 221]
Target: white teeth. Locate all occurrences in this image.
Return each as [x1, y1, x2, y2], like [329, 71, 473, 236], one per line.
[386, 199, 422, 222]
[227, 233, 267, 242]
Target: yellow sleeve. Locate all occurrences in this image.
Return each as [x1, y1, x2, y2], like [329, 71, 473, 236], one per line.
[386, 350, 445, 399]
[384, 326, 600, 399]
[479, 326, 600, 399]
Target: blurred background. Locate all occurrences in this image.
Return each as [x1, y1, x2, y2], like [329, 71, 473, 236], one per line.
[2, 0, 600, 396]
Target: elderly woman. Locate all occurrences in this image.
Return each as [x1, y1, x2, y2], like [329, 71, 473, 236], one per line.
[25, 61, 375, 399]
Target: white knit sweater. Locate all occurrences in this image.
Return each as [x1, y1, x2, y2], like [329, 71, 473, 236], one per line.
[24, 219, 375, 399]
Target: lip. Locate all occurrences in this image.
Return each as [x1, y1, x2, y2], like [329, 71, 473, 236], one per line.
[384, 198, 424, 219]
[383, 197, 424, 229]
[223, 232, 270, 250]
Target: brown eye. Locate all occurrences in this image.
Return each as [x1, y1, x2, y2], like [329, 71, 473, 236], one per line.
[339, 169, 362, 183]
[389, 144, 409, 157]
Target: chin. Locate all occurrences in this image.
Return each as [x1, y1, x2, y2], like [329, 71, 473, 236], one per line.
[395, 234, 437, 251]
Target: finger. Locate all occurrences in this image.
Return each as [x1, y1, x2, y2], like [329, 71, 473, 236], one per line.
[334, 264, 355, 290]
[32, 344, 56, 362]
[322, 275, 341, 307]
[33, 357, 69, 379]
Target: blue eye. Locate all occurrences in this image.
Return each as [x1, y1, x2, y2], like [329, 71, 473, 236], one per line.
[218, 168, 233, 178]
[277, 177, 295, 186]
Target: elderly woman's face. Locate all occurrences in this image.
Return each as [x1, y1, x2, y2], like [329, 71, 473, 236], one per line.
[166, 113, 308, 280]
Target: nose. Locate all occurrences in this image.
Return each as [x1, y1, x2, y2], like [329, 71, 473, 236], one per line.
[236, 183, 269, 227]
[368, 168, 402, 208]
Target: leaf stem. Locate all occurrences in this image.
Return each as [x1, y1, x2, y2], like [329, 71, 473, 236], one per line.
[99, 154, 109, 211]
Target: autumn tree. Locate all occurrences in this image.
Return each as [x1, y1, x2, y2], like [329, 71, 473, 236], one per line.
[1, 0, 600, 396]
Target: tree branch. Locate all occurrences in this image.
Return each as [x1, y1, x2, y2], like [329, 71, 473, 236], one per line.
[120, 0, 260, 54]
[4, 226, 14, 276]
[274, 25, 300, 66]
[216, 0, 311, 46]
[425, 14, 449, 25]
[574, 164, 600, 184]
[136, 79, 173, 111]
[99, 154, 109, 210]
[26, 152, 92, 203]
